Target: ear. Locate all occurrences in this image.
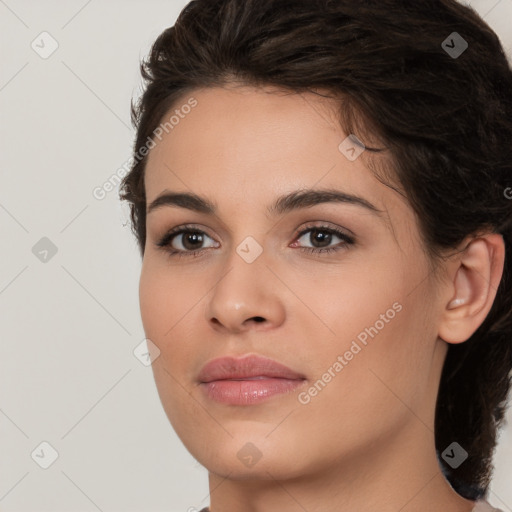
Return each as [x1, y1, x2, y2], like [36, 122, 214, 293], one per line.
[438, 233, 505, 344]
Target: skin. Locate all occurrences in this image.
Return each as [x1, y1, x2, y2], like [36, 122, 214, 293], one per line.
[139, 85, 505, 512]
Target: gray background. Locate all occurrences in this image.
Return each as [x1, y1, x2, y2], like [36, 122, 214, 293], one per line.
[0, 1, 511, 511]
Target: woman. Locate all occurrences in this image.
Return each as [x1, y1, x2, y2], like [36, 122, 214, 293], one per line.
[120, 0, 512, 510]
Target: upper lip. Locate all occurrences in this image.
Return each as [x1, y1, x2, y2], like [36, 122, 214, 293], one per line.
[198, 354, 306, 383]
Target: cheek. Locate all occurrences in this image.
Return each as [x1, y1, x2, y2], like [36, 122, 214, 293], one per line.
[301, 259, 434, 400]
[294, 302, 432, 449]
[138, 262, 201, 422]
[139, 260, 206, 375]
[139, 263, 166, 336]
[329, 293, 435, 416]
[291, 262, 401, 344]
[139, 260, 195, 336]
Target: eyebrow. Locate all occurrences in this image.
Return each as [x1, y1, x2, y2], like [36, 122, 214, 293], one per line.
[147, 188, 385, 218]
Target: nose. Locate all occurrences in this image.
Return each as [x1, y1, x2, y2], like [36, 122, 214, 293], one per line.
[205, 252, 286, 334]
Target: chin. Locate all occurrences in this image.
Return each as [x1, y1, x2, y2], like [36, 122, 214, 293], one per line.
[186, 434, 313, 481]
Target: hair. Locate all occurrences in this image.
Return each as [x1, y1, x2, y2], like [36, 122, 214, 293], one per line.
[119, 0, 512, 500]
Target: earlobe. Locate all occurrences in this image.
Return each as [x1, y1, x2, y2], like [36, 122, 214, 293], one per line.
[438, 234, 505, 344]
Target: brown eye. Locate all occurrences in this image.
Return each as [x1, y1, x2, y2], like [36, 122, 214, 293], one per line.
[292, 225, 355, 254]
[157, 228, 218, 253]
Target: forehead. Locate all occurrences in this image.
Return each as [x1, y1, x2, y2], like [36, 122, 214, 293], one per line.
[148, 86, 341, 170]
[147, 86, 381, 192]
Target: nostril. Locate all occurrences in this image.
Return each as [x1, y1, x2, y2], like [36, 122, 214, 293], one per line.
[252, 317, 265, 323]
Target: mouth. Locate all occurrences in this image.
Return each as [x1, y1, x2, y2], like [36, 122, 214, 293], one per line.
[197, 354, 307, 405]
[199, 377, 306, 405]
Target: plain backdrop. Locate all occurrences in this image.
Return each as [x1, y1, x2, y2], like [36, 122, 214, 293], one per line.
[0, 1, 511, 511]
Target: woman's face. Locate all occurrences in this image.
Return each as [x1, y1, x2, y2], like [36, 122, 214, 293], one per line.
[140, 85, 447, 480]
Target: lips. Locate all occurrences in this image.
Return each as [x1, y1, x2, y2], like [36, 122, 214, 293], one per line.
[198, 354, 305, 383]
[197, 354, 307, 405]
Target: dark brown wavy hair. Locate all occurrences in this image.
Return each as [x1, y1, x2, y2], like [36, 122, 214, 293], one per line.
[119, 0, 512, 500]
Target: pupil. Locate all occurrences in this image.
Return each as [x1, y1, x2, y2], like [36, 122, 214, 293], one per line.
[312, 229, 331, 248]
[184, 232, 202, 250]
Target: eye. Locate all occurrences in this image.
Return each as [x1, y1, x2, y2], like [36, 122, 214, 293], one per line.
[292, 224, 355, 255]
[156, 224, 219, 259]
[155, 223, 355, 259]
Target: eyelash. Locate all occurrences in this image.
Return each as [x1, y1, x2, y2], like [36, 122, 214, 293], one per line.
[155, 223, 355, 260]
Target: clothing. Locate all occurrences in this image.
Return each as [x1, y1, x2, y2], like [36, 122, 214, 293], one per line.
[472, 499, 504, 512]
[198, 500, 503, 511]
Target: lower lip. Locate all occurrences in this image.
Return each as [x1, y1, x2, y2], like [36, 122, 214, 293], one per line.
[200, 378, 306, 405]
